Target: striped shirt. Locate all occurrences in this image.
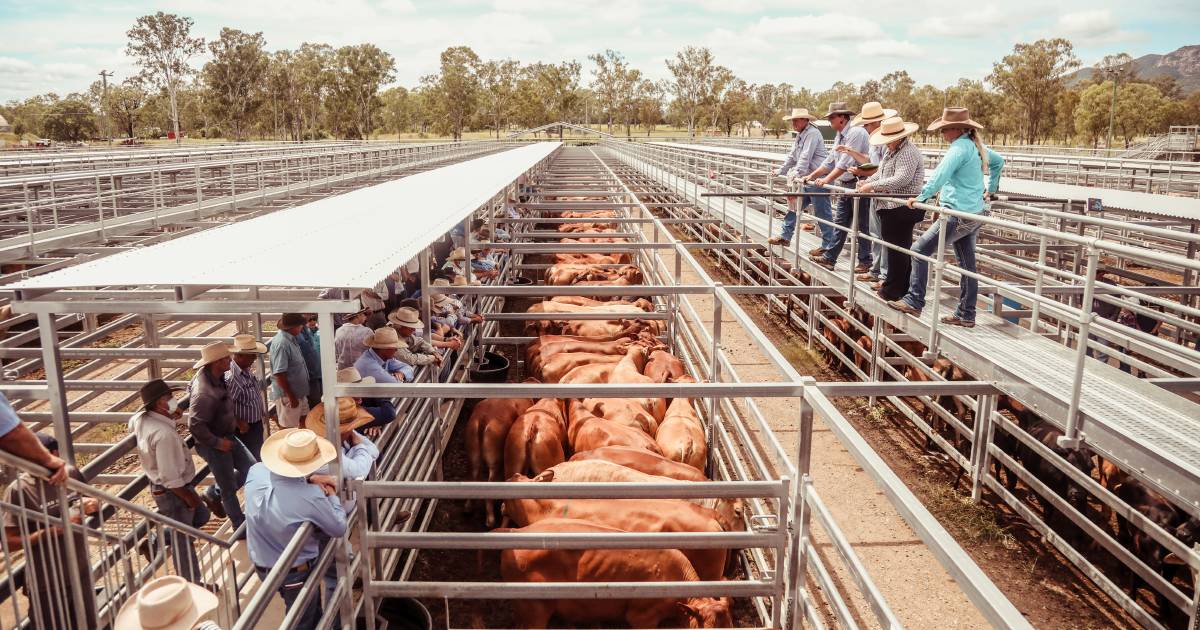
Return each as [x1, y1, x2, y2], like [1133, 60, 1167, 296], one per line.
[225, 361, 265, 424]
[866, 139, 925, 210]
[820, 124, 871, 180]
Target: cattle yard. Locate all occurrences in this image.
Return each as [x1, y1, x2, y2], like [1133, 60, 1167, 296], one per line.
[0, 135, 1196, 630]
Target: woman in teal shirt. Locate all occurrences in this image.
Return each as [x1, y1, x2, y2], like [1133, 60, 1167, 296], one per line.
[887, 107, 1004, 327]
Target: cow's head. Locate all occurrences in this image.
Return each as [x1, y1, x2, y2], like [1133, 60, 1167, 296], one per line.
[1175, 516, 1200, 547]
[678, 597, 733, 628]
[620, 266, 644, 283]
[1063, 448, 1096, 509]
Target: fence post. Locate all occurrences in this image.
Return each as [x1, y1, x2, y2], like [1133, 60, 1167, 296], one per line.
[785, 386, 815, 630]
[846, 196, 860, 309]
[969, 394, 996, 502]
[924, 214, 950, 359]
[1059, 246, 1100, 449]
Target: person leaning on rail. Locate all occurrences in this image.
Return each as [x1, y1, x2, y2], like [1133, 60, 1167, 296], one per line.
[768, 107, 828, 246]
[190, 341, 256, 532]
[887, 107, 1005, 328]
[840, 102, 898, 282]
[334, 304, 373, 370]
[244, 429, 345, 630]
[335, 366, 396, 433]
[0, 391, 70, 485]
[856, 116, 926, 303]
[805, 102, 873, 272]
[130, 379, 215, 586]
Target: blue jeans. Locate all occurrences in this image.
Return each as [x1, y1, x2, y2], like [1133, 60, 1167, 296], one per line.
[869, 208, 887, 277]
[236, 420, 265, 461]
[256, 564, 338, 630]
[196, 438, 255, 528]
[823, 194, 873, 266]
[901, 210, 987, 321]
[151, 487, 211, 583]
[779, 186, 832, 242]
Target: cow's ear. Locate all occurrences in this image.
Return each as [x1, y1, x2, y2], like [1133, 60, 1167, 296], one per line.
[534, 469, 555, 482]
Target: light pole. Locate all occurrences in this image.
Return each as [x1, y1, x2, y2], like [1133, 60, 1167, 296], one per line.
[1103, 66, 1120, 157]
[98, 70, 114, 146]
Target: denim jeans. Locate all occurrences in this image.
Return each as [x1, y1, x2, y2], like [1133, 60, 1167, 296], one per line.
[236, 420, 265, 461]
[256, 564, 338, 630]
[868, 207, 888, 277]
[823, 194, 873, 266]
[195, 438, 255, 527]
[362, 399, 397, 431]
[779, 186, 832, 242]
[151, 488, 211, 582]
[902, 210, 987, 321]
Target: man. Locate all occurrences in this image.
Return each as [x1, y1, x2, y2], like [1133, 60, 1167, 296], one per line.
[334, 305, 373, 369]
[269, 313, 311, 429]
[390, 307, 458, 370]
[0, 392, 69, 485]
[354, 327, 415, 384]
[337, 367, 395, 432]
[130, 378, 212, 583]
[306, 397, 379, 480]
[806, 102, 873, 272]
[2, 432, 99, 629]
[299, 315, 323, 408]
[769, 108, 829, 246]
[244, 429, 345, 630]
[840, 102, 897, 282]
[190, 341, 256, 529]
[226, 334, 269, 460]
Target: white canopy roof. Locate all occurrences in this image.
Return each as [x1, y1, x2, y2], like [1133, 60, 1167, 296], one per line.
[8, 142, 560, 291]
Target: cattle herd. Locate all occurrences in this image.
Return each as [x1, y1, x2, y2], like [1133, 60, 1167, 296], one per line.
[462, 204, 739, 629]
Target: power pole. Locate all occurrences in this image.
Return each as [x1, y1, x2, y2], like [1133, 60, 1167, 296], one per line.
[1104, 67, 1119, 158]
[99, 70, 114, 146]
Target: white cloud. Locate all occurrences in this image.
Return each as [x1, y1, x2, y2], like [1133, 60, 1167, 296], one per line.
[1057, 9, 1116, 37]
[857, 40, 923, 58]
[747, 15, 885, 40]
[916, 5, 1012, 38]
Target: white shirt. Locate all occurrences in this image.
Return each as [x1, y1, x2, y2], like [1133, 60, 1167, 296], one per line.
[334, 321, 372, 369]
[129, 410, 195, 489]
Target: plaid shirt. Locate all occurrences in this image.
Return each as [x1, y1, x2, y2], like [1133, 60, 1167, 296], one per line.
[226, 361, 265, 424]
[866, 139, 925, 210]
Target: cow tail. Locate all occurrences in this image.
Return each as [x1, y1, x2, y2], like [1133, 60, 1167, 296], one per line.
[524, 422, 539, 476]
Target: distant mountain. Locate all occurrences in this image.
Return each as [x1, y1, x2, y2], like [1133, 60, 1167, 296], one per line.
[1070, 45, 1200, 94]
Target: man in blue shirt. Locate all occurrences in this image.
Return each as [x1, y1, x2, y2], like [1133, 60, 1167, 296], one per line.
[270, 313, 311, 428]
[805, 102, 873, 271]
[769, 108, 828, 246]
[245, 428, 345, 630]
[0, 392, 69, 485]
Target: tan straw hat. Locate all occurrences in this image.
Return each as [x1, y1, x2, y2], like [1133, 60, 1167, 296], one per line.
[336, 366, 375, 384]
[869, 116, 921, 146]
[781, 107, 816, 121]
[432, 292, 451, 306]
[305, 397, 375, 437]
[448, 248, 467, 261]
[852, 101, 898, 126]
[431, 278, 451, 287]
[387, 307, 424, 330]
[230, 333, 267, 355]
[260, 428, 337, 477]
[824, 102, 855, 119]
[364, 326, 406, 349]
[193, 341, 232, 369]
[927, 106, 983, 131]
[114, 575, 218, 630]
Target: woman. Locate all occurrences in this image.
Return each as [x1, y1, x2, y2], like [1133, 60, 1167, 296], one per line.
[857, 116, 925, 301]
[886, 107, 1004, 328]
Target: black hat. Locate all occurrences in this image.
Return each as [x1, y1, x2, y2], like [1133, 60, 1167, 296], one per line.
[277, 313, 306, 328]
[139, 379, 183, 411]
[35, 432, 58, 453]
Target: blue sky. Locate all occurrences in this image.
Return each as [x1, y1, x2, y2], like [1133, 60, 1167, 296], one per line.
[1, 0, 1198, 102]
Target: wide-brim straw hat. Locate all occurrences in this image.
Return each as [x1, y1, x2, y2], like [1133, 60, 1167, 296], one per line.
[261, 428, 337, 477]
[230, 333, 267, 355]
[336, 366, 376, 385]
[305, 397, 375, 437]
[432, 292, 451, 306]
[781, 107, 816, 121]
[193, 341, 232, 369]
[927, 106, 983, 131]
[870, 116, 921, 146]
[824, 102, 855, 119]
[114, 575, 218, 630]
[852, 101, 898, 126]
[387, 307, 424, 330]
[432, 278, 451, 287]
[364, 326, 406, 349]
[448, 248, 467, 261]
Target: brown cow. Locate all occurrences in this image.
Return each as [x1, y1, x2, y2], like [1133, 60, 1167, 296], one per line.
[571, 446, 708, 481]
[656, 378, 708, 472]
[609, 345, 667, 420]
[504, 398, 568, 481]
[583, 397, 659, 436]
[558, 362, 616, 385]
[644, 349, 686, 384]
[568, 400, 662, 454]
[539, 352, 623, 384]
[465, 394, 535, 526]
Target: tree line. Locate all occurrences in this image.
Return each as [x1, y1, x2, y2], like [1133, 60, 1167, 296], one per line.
[2, 12, 1198, 148]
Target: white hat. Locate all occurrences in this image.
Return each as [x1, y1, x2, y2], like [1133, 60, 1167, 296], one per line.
[387, 307, 424, 330]
[851, 101, 898, 126]
[114, 575, 218, 630]
[781, 108, 816, 121]
[230, 334, 267, 355]
[260, 429, 337, 477]
[193, 341, 232, 369]
[336, 367, 375, 384]
[869, 116, 921, 146]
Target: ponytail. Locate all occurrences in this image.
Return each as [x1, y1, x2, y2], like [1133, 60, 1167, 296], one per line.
[965, 129, 989, 179]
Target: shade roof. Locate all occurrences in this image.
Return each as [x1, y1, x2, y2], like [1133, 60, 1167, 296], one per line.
[8, 142, 560, 292]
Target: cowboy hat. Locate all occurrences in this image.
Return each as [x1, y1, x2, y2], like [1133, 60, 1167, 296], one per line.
[781, 107, 816, 121]
[387, 307, 424, 330]
[365, 326, 406, 349]
[869, 116, 921, 146]
[852, 101, 898, 126]
[193, 341, 232, 369]
[432, 278, 451, 287]
[276, 313, 306, 329]
[305, 397, 376, 438]
[336, 366, 376, 384]
[114, 575, 218, 630]
[432, 292, 451, 307]
[260, 428, 337, 477]
[824, 102, 855, 119]
[927, 107, 983, 131]
[230, 333, 267, 355]
[451, 275, 468, 287]
[138, 379, 185, 411]
[448, 248, 467, 261]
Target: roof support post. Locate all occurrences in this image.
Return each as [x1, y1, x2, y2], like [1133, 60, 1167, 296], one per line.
[36, 310, 74, 466]
[316, 309, 354, 627]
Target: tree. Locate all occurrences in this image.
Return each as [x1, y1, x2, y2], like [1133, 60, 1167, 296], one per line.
[379, 86, 414, 136]
[589, 50, 634, 132]
[1053, 89, 1081, 144]
[327, 43, 395, 139]
[635, 79, 664, 136]
[666, 46, 718, 137]
[477, 59, 521, 138]
[126, 12, 204, 143]
[202, 28, 269, 140]
[43, 96, 98, 141]
[1114, 82, 1169, 146]
[1096, 53, 1136, 84]
[987, 38, 1080, 144]
[425, 46, 480, 141]
[1075, 81, 1115, 147]
[108, 80, 148, 139]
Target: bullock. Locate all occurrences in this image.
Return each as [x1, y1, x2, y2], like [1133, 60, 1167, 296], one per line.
[568, 399, 662, 454]
[465, 393, 535, 526]
[655, 377, 708, 472]
[503, 398, 568, 481]
[608, 345, 667, 420]
[1015, 420, 1096, 548]
[539, 352, 623, 384]
[644, 350, 686, 384]
[572, 266, 644, 286]
[571, 446, 708, 481]
[582, 397, 658, 437]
